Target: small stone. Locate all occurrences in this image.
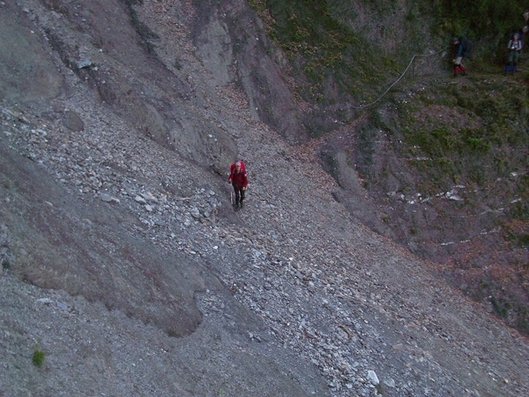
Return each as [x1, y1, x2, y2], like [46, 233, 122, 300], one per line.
[190, 207, 201, 219]
[62, 110, 84, 131]
[367, 370, 379, 385]
[134, 195, 147, 204]
[77, 59, 93, 69]
[142, 191, 158, 202]
[36, 298, 53, 305]
[100, 193, 119, 203]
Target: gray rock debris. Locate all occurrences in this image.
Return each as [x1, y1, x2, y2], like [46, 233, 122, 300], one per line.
[0, 1, 528, 397]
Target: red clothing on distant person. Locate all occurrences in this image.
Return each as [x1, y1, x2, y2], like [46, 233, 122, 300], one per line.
[228, 161, 249, 188]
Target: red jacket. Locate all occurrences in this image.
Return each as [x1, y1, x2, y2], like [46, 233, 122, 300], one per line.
[228, 162, 249, 188]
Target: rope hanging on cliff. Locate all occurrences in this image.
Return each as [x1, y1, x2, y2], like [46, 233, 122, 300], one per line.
[352, 50, 444, 110]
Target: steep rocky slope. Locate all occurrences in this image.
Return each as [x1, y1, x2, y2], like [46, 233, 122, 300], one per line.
[347, 75, 529, 335]
[1, 1, 529, 397]
[250, 1, 529, 335]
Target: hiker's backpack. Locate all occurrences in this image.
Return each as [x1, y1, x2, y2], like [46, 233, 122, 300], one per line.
[461, 37, 472, 58]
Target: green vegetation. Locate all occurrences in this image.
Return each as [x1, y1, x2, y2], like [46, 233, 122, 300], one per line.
[249, 0, 404, 103]
[369, 75, 529, 334]
[32, 349, 45, 367]
[249, 0, 529, 103]
[247, 0, 529, 110]
[249, 1, 529, 335]
[382, 77, 529, 189]
[491, 295, 511, 318]
[432, 0, 529, 63]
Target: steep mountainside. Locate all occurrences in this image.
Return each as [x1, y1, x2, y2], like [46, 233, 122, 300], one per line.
[1, 1, 529, 397]
[247, 0, 529, 335]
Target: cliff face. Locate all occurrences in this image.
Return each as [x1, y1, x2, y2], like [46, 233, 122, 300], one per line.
[1, 1, 529, 397]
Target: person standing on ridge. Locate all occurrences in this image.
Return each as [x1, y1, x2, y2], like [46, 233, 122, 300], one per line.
[505, 32, 523, 74]
[228, 160, 249, 209]
[452, 37, 467, 76]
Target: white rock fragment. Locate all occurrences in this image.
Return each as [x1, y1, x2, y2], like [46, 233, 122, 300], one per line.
[141, 191, 158, 202]
[190, 207, 201, 219]
[100, 193, 120, 203]
[134, 195, 147, 204]
[367, 370, 379, 385]
[36, 298, 53, 305]
[77, 58, 93, 69]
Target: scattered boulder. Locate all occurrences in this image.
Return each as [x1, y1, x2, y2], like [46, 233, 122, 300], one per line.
[62, 110, 85, 132]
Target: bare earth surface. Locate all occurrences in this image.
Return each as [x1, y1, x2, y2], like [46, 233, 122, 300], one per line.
[1, 1, 529, 397]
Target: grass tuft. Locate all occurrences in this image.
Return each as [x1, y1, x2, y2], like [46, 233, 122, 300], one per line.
[32, 349, 45, 368]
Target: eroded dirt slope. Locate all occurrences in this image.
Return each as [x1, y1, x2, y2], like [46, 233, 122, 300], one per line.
[1, 1, 529, 397]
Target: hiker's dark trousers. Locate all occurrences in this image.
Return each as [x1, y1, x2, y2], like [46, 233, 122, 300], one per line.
[232, 183, 245, 205]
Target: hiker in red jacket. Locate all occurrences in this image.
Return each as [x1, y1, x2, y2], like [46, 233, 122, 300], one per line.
[228, 161, 249, 208]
